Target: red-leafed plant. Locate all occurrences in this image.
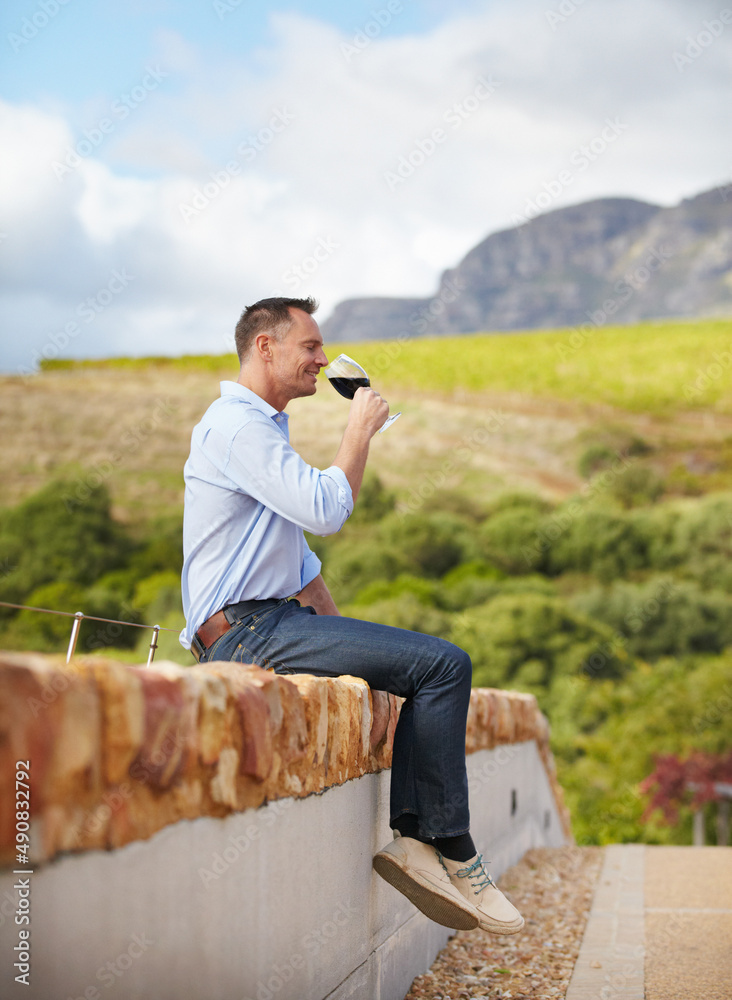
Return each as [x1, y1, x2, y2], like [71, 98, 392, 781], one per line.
[640, 750, 732, 824]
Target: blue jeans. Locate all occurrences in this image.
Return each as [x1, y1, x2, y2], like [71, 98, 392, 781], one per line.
[200, 598, 473, 839]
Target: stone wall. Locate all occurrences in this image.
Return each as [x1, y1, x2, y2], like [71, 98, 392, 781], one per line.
[0, 651, 572, 1000]
[0, 650, 571, 868]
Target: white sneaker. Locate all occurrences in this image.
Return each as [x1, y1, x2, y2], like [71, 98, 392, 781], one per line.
[373, 834, 480, 930]
[441, 853, 524, 935]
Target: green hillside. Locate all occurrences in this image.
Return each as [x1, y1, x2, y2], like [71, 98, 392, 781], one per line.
[41, 317, 732, 411]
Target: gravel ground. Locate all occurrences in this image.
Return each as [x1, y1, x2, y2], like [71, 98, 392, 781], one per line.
[404, 846, 604, 1000]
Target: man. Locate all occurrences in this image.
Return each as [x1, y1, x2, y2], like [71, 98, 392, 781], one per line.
[180, 296, 523, 935]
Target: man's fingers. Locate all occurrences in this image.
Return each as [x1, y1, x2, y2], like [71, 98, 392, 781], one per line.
[354, 386, 388, 408]
[350, 386, 389, 434]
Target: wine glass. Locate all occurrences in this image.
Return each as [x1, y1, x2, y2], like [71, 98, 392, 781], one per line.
[323, 354, 401, 433]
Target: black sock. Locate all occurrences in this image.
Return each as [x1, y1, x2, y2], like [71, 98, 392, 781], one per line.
[432, 832, 476, 862]
[393, 814, 432, 844]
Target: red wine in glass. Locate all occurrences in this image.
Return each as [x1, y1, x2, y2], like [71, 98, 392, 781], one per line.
[323, 354, 401, 432]
[328, 375, 370, 399]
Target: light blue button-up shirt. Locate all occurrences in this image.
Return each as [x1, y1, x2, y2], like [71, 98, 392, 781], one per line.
[179, 381, 353, 649]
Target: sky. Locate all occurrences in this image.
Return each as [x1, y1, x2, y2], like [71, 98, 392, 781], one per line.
[0, 0, 730, 373]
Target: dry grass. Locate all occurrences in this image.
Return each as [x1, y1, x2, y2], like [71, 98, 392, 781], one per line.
[0, 365, 225, 518]
[2, 357, 732, 523]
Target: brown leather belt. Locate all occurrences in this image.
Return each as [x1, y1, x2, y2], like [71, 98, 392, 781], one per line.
[190, 598, 281, 662]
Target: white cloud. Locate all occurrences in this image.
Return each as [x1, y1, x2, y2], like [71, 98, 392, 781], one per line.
[1, 0, 730, 371]
[75, 162, 158, 244]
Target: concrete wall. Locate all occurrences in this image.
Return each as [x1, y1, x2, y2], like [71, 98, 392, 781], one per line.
[0, 742, 565, 1000]
[0, 652, 570, 1000]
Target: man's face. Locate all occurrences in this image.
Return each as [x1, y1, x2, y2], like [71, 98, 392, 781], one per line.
[270, 308, 329, 403]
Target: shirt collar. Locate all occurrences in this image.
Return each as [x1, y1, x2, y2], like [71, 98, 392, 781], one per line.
[219, 381, 288, 427]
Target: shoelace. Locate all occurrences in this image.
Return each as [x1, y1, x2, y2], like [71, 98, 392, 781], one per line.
[453, 854, 495, 893]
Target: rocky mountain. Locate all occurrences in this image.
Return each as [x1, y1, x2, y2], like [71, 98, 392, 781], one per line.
[321, 186, 732, 341]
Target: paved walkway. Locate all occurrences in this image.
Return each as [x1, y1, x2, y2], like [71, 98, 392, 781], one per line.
[566, 844, 732, 1000]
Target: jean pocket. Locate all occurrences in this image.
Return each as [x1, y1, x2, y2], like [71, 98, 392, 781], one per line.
[245, 600, 291, 641]
[233, 640, 266, 666]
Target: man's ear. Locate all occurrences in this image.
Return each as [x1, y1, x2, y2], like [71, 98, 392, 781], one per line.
[254, 332, 274, 361]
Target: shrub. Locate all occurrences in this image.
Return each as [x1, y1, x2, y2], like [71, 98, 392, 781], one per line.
[482, 492, 553, 517]
[0, 478, 131, 609]
[322, 538, 411, 604]
[578, 444, 617, 479]
[133, 571, 182, 620]
[127, 514, 183, 576]
[346, 473, 396, 525]
[380, 511, 479, 578]
[343, 594, 453, 637]
[440, 560, 505, 610]
[413, 489, 489, 523]
[576, 425, 652, 479]
[554, 653, 732, 844]
[546, 506, 652, 582]
[478, 506, 547, 574]
[638, 493, 732, 587]
[0, 580, 138, 654]
[351, 573, 440, 607]
[666, 493, 732, 575]
[605, 464, 665, 508]
[570, 576, 732, 659]
[456, 592, 629, 695]
[633, 504, 682, 571]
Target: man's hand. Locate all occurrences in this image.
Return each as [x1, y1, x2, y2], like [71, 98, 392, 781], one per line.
[349, 386, 390, 437]
[291, 574, 340, 615]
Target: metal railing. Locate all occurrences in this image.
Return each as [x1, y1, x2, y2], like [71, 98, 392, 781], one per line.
[0, 600, 183, 668]
[690, 781, 732, 846]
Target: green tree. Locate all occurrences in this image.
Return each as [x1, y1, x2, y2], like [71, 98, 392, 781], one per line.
[380, 510, 479, 578]
[553, 654, 732, 844]
[478, 505, 547, 574]
[455, 592, 630, 695]
[546, 506, 652, 582]
[570, 576, 732, 659]
[0, 478, 131, 610]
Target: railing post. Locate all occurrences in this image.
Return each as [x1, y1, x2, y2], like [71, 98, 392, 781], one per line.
[692, 807, 705, 846]
[66, 611, 84, 663]
[0, 599, 178, 667]
[717, 799, 730, 846]
[146, 625, 160, 668]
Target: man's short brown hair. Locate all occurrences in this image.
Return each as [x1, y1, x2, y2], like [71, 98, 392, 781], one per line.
[235, 296, 319, 363]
